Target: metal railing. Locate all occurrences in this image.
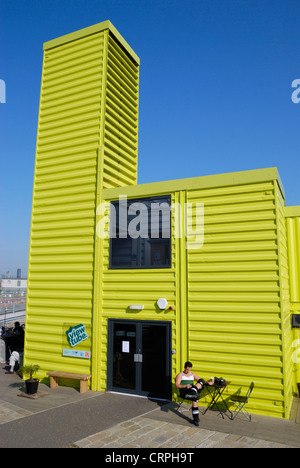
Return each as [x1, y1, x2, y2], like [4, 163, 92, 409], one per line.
[0, 299, 26, 326]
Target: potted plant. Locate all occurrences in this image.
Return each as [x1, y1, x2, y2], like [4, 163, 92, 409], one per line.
[18, 364, 40, 395]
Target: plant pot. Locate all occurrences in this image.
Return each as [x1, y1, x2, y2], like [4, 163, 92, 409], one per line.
[25, 379, 39, 395]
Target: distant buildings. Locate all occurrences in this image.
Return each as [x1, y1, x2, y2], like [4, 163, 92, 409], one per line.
[0, 271, 27, 295]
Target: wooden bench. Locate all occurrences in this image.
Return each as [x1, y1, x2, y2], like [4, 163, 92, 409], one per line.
[47, 371, 92, 394]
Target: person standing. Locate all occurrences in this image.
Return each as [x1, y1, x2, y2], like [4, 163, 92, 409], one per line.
[5, 345, 20, 374]
[4, 322, 24, 374]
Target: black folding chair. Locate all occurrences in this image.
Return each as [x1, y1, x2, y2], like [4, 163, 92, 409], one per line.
[176, 389, 190, 414]
[175, 383, 199, 414]
[230, 382, 254, 421]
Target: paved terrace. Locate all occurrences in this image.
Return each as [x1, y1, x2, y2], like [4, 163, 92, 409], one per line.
[0, 367, 299, 448]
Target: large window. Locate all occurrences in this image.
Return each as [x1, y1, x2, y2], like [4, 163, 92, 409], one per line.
[109, 196, 171, 268]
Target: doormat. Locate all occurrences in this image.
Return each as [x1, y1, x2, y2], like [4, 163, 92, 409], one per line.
[17, 391, 49, 399]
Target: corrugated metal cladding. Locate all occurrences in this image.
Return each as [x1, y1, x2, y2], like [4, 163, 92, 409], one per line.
[97, 194, 178, 391]
[25, 23, 139, 384]
[275, 186, 293, 417]
[285, 209, 300, 391]
[26, 21, 298, 419]
[186, 179, 289, 418]
[286, 213, 300, 304]
[101, 172, 294, 419]
[103, 34, 139, 188]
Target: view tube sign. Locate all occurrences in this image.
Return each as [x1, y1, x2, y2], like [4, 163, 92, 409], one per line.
[63, 323, 91, 359]
[66, 324, 89, 347]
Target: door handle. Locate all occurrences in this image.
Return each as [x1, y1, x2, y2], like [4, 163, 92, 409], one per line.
[134, 354, 143, 363]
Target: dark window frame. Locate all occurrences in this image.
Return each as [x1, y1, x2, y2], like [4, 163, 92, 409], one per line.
[109, 195, 172, 269]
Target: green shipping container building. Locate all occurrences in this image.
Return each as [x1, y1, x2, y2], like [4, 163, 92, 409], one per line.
[24, 21, 300, 420]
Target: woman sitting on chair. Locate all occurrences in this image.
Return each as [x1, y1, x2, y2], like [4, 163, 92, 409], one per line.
[175, 361, 212, 426]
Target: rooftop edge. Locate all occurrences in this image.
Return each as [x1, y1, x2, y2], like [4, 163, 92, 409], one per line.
[103, 167, 285, 200]
[43, 20, 140, 65]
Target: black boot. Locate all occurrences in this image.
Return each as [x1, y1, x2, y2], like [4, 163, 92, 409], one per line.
[192, 406, 200, 426]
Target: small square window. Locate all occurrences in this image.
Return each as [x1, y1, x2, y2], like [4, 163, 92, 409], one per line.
[109, 196, 171, 269]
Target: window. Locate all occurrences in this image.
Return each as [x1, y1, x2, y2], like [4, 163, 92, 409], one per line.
[109, 196, 171, 268]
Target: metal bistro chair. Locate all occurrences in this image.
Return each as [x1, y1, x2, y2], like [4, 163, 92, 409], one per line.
[175, 381, 199, 414]
[176, 387, 192, 414]
[230, 382, 254, 421]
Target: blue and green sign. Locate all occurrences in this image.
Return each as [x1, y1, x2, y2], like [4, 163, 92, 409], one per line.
[66, 324, 89, 348]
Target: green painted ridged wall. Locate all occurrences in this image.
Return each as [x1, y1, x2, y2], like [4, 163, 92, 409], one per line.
[285, 209, 300, 397]
[101, 172, 294, 418]
[286, 213, 300, 305]
[25, 22, 139, 387]
[103, 34, 139, 188]
[187, 180, 284, 417]
[25, 21, 297, 419]
[97, 193, 178, 391]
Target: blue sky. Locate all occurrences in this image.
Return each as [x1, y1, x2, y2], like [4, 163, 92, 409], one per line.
[0, 0, 300, 276]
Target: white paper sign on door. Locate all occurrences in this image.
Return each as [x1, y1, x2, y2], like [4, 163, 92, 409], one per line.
[122, 341, 130, 353]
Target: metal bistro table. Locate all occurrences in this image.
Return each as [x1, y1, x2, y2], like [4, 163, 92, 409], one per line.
[203, 381, 232, 419]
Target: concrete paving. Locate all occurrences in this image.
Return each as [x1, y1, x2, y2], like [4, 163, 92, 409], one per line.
[0, 366, 299, 448]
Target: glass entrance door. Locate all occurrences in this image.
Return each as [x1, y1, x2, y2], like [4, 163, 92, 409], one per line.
[107, 320, 171, 399]
[112, 322, 137, 392]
